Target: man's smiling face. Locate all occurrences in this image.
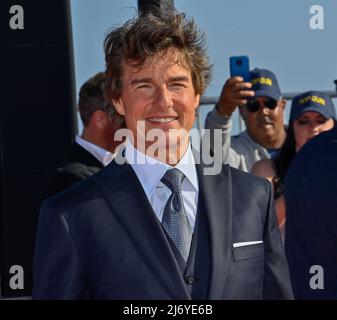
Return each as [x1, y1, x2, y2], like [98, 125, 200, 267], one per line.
[113, 48, 200, 155]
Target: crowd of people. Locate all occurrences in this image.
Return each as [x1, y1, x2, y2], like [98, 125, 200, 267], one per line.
[32, 8, 337, 300]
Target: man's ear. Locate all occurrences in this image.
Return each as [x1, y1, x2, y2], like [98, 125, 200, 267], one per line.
[279, 98, 286, 111]
[92, 110, 108, 129]
[193, 93, 200, 110]
[112, 98, 125, 116]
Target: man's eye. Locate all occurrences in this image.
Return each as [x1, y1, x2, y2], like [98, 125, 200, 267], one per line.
[136, 84, 151, 89]
[170, 83, 185, 88]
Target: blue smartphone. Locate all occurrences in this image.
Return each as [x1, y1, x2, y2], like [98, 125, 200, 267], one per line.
[229, 56, 250, 82]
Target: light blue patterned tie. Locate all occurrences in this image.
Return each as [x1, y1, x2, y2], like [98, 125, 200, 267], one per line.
[161, 168, 192, 261]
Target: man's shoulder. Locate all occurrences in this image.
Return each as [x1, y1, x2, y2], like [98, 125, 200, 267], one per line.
[231, 131, 259, 150]
[231, 131, 265, 159]
[70, 141, 104, 167]
[230, 131, 269, 170]
[228, 165, 271, 194]
[47, 161, 102, 196]
[229, 165, 268, 183]
[55, 161, 101, 178]
[44, 160, 127, 213]
[50, 141, 103, 182]
[43, 173, 99, 214]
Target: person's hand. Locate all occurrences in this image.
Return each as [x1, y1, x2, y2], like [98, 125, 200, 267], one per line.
[216, 76, 255, 117]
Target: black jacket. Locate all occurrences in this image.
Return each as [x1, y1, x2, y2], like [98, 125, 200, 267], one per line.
[48, 142, 103, 196]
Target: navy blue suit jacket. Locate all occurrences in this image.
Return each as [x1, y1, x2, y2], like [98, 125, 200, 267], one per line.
[33, 153, 293, 299]
[285, 126, 337, 299]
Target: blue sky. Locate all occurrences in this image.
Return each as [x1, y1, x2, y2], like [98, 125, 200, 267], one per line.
[71, 0, 337, 133]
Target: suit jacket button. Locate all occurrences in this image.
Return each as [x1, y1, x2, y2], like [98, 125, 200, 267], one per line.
[186, 276, 195, 284]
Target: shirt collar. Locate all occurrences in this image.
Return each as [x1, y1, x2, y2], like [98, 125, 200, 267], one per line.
[125, 139, 198, 198]
[75, 135, 114, 166]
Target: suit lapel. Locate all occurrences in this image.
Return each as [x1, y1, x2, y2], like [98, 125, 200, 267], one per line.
[93, 161, 191, 299]
[195, 162, 233, 299]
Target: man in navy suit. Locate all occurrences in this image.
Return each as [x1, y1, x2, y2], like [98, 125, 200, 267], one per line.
[32, 9, 293, 299]
[48, 72, 125, 196]
[285, 125, 337, 299]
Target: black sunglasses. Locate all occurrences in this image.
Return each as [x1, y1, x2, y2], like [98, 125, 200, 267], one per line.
[246, 98, 278, 113]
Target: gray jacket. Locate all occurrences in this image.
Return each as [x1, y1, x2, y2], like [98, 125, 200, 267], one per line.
[205, 107, 270, 172]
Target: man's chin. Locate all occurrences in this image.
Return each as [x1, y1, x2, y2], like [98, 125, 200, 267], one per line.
[254, 130, 277, 144]
[258, 124, 276, 137]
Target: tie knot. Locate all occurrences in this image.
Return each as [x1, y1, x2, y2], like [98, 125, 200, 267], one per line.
[161, 168, 185, 194]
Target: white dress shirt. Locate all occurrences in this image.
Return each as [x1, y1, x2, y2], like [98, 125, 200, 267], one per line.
[75, 135, 114, 167]
[125, 139, 199, 230]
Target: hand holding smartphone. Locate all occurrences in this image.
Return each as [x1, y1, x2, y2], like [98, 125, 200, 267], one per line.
[229, 56, 250, 82]
[216, 56, 252, 116]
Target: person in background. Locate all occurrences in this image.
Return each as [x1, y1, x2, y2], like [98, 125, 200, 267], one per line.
[48, 72, 125, 195]
[205, 68, 287, 172]
[284, 124, 337, 299]
[252, 90, 336, 238]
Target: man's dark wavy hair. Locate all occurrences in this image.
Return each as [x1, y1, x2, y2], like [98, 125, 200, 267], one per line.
[104, 9, 212, 102]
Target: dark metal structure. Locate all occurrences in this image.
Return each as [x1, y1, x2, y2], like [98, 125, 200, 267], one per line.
[1, 0, 76, 297]
[138, 0, 174, 15]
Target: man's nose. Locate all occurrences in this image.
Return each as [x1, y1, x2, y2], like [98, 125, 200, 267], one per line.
[259, 103, 270, 115]
[154, 87, 173, 111]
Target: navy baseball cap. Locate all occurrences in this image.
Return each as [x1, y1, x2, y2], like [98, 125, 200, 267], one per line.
[249, 68, 282, 101]
[290, 90, 336, 122]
